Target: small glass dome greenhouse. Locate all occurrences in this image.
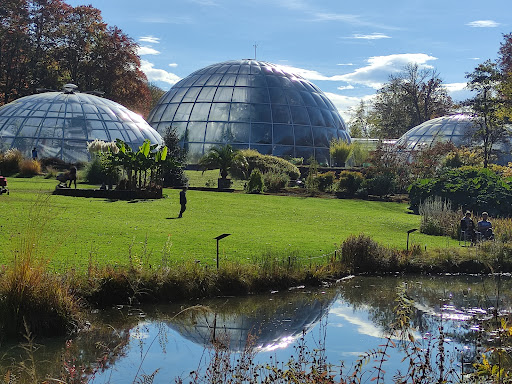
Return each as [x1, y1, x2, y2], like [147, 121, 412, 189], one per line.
[0, 84, 163, 163]
[395, 113, 512, 164]
[147, 59, 350, 164]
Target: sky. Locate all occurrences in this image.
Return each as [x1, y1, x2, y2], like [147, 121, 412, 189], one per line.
[67, 0, 512, 121]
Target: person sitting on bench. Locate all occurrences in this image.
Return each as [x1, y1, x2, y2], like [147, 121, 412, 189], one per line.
[477, 212, 494, 240]
[460, 211, 476, 244]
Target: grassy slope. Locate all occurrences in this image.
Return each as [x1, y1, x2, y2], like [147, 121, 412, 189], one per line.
[0, 176, 459, 272]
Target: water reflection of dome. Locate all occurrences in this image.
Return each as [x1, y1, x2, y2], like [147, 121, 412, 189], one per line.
[0, 85, 163, 163]
[147, 59, 351, 165]
[395, 114, 512, 164]
[166, 290, 337, 352]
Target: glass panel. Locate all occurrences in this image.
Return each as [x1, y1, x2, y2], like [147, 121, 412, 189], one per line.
[182, 87, 201, 102]
[205, 74, 223, 86]
[250, 123, 272, 144]
[248, 75, 267, 87]
[295, 146, 314, 160]
[235, 75, 250, 86]
[312, 93, 327, 109]
[208, 103, 231, 121]
[250, 104, 271, 123]
[205, 122, 231, 143]
[193, 74, 211, 86]
[272, 145, 294, 158]
[292, 80, 306, 91]
[213, 87, 234, 102]
[197, 87, 217, 102]
[161, 103, 180, 121]
[18, 125, 38, 137]
[321, 109, 335, 127]
[250, 144, 272, 155]
[186, 143, 204, 164]
[271, 105, 291, 124]
[186, 122, 206, 142]
[269, 88, 286, 104]
[163, 88, 179, 103]
[300, 91, 317, 107]
[90, 129, 109, 141]
[320, 94, 335, 109]
[278, 76, 293, 88]
[250, 65, 261, 74]
[290, 106, 310, 125]
[219, 74, 236, 86]
[230, 123, 250, 143]
[169, 87, 188, 103]
[181, 75, 200, 87]
[39, 138, 62, 159]
[250, 87, 270, 103]
[189, 103, 211, 121]
[265, 75, 281, 87]
[174, 103, 194, 121]
[12, 137, 33, 153]
[62, 140, 89, 163]
[226, 65, 239, 74]
[273, 124, 294, 145]
[284, 89, 303, 105]
[312, 127, 329, 147]
[232, 87, 250, 103]
[307, 107, 325, 126]
[315, 148, 330, 166]
[229, 103, 250, 122]
[294, 125, 313, 146]
[331, 112, 342, 129]
[239, 64, 250, 74]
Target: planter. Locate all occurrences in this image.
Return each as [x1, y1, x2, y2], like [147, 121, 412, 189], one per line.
[53, 187, 163, 199]
[218, 177, 232, 190]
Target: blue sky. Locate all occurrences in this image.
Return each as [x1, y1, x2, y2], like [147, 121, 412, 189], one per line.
[67, 0, 511, 120]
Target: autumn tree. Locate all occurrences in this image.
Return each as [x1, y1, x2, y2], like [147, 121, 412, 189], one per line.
[347, 100, 376, 138]
[0, 0, 151, 115]
[465, 60, 509, 168]
[371, 63, 454, 138]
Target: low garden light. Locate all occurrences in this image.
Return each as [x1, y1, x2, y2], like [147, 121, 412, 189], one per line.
[214, 233, 231, 269]
[407, 228, 418, 251]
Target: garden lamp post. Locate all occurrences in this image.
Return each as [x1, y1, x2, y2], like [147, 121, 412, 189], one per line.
[214, 233, 231, 270]
[407, 228, 418, 251]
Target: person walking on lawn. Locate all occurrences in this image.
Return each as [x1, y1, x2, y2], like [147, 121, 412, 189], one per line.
[178, 187, 187, 218]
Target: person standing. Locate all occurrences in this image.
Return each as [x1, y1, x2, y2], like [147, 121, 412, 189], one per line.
[31, 147, 38, 160]
[178, 187, 187, 218]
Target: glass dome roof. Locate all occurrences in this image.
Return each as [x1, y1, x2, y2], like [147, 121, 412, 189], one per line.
[396, 113, 512, 164]
[395, 114, 477, 151]
[147, 59, 350, 165]
[0, 85, 163, 163]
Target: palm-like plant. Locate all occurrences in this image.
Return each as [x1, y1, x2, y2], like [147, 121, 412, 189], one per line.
[199, 144, 248, 180]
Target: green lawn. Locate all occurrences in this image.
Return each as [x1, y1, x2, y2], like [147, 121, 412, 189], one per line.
[0, 176, 459, 272]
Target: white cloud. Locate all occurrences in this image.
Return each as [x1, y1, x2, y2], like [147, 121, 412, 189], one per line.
[337, 63, 355, 66]
[140, 59, 181, 86]
[467, 20, 500, 28]
[443, 82, 472, 101]
[337, 85, 355, 91]
[168, 63, 178, 68]
[138, 46, 160, 56]
[139, 36, 160, 44]
[350, 33, 391, 40]
[189, 0, 219, 5]
[443, 82, 467, 93]
[324, 92, 371, 121]
[337, 53, 437, 89]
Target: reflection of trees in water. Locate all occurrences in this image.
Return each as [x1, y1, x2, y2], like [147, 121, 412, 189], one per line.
[165, 289, 339, 352]
[337, 275, 512, 366]
[0, 309, 137, 382]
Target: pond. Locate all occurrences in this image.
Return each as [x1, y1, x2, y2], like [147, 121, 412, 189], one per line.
[1, 274, 510, 383]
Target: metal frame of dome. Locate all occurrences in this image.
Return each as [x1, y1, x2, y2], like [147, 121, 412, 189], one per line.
[395, 113, 512, 165]
[0, 85, 163, 163]
[147, 59, 350, 165]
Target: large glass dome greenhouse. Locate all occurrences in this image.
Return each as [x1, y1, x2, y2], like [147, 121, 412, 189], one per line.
[147, 59, 350, 164]
[0, 84, 163, 163]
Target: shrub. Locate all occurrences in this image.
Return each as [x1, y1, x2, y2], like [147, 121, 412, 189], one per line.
[364, 173, 394, 196]
[246, 169, 263, 193]
[418, 196, 459, 237]
[18, 159, 41, 177]
[237, 150, 300, 180]
[340, 234, 394, 273]
[316, 171, 335, 192]
[408, 166, 512, 217]
[85, 156, 119, 185]
[350, 142, 370, 167]
[0, 149, 23, 175]
[337, 171, 364, 196]
[329, 139, 352, 167]
[263, 170, 289, 192]
[40, 156, 70, 171]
